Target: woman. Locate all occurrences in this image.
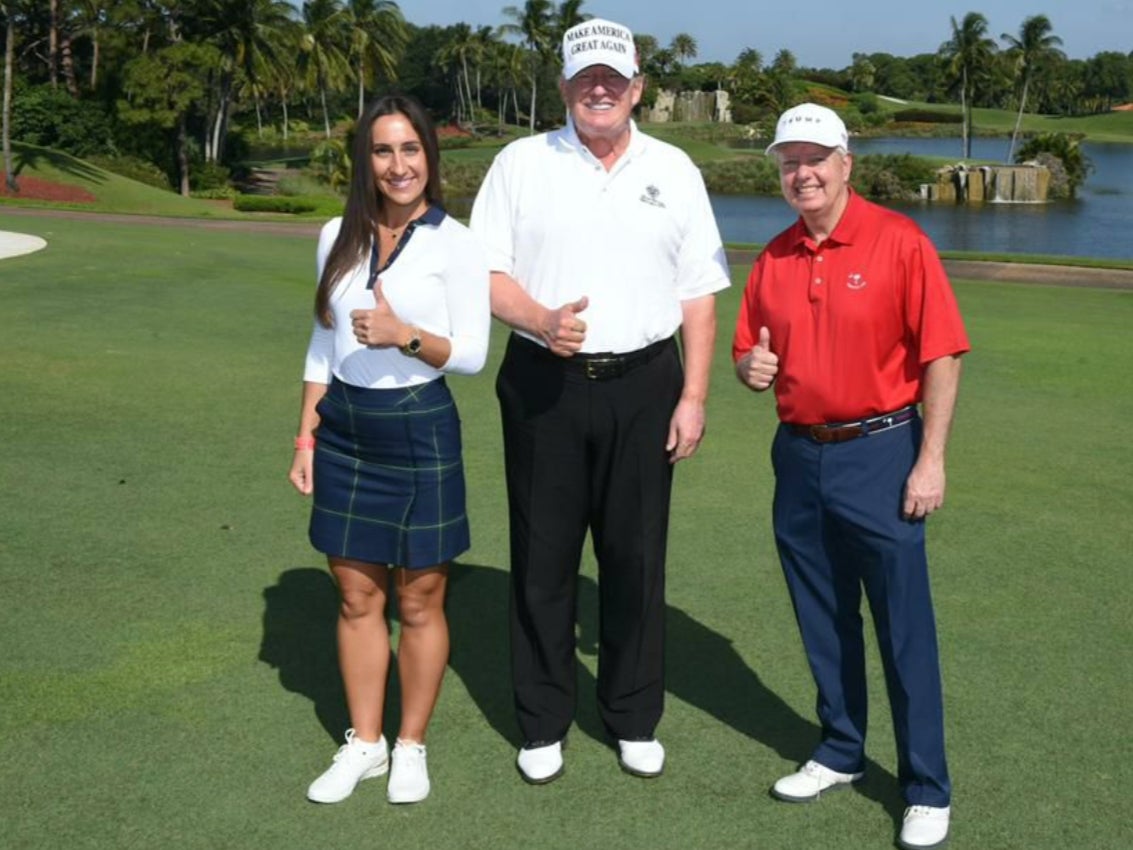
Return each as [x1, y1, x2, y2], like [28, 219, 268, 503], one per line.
[288, 94, 490, 806]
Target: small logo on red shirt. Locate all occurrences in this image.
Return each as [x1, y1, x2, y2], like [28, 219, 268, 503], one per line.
[846, 273, 867, 290]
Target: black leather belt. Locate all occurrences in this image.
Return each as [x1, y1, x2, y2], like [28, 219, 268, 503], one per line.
[787, 406, 916, 443]
[514, 335, 673, 381]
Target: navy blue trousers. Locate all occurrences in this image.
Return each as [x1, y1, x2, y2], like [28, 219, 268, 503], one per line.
[771, 415, 951, 807]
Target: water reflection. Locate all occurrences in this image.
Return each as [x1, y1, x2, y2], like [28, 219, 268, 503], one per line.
[713, 139, 1132, 260]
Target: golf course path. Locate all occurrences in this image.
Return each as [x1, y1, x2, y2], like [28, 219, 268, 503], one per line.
[3, 207, 1132, 289]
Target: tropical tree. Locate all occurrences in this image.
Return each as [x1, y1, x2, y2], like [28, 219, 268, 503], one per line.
[191, 0, 297, 162]
[670, 32, 697, 66]
[940, 12, 997, 158]
[551, 0, 586, 45]
[1001, 14, 1063, 161]
[769, 48, 796, 76]
[2, 0, 18, 192]
[850, 52, 876, 92]
[299, 0, 352, 138]
[435, 23, 478, 125]
[69, 1, 112, 91]
[346, 0, 405, 119]
[1015, 132, 1092, 197]
[488, 38, 525, 129]
[499, 0, 552, 134]
[119, 40, 220, 195]
[1082, 51, 1131, 111]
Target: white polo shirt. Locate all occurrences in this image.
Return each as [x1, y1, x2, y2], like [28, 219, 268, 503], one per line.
[470, 119, 730, 354]
[303, 208, 491, 389]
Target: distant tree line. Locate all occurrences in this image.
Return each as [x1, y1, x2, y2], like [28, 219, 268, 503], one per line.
[2, 2, 1130, 194]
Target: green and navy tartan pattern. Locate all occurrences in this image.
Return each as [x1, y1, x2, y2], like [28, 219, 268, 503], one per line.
[309, 377, 470, 568]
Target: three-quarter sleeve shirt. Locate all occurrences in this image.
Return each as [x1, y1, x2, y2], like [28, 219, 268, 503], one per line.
[304, 207, 491, 389]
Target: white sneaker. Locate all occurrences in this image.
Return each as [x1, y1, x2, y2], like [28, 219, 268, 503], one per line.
[387, 739, 430, 804]
[306, 729, 389, 803]
[516, 741, 564, 784]
[899, 805, 951, 849]
[617, 739, 665, 777]
[771, 759, 863, 802]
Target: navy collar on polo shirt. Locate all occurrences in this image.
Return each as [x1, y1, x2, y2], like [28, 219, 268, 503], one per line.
[368, 204, 448, 288]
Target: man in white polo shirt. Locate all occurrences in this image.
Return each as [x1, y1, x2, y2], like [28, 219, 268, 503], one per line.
[471, 16, 730, 785]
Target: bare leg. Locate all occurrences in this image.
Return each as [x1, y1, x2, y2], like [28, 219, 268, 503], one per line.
[393, 564, 449, 742]
[330, 558, 391, 742]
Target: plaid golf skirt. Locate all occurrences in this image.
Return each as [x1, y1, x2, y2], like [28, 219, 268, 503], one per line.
[309, 377, 470, 568]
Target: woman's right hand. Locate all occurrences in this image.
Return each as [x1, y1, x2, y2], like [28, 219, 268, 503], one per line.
[289, 449, 314, 495]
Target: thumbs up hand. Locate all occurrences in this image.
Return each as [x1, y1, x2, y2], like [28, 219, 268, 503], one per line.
[737, 325, 779, 391]
[350, 279, 402, 347]
[541, 295, 590, 357]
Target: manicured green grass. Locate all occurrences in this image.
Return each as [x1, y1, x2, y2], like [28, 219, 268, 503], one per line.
[877, 99, 1133, 143]
[2, 142, 341, 220]
[1, 213, 1130, 849]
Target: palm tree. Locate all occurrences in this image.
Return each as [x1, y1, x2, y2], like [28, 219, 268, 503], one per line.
[553, 0, 585, 33]
[670, 32, 697, 66]
[69, 1, 110, 91]
[2, 0, 18, 192]
[940, 12, 997, 158]
[299, 0, 352, 138]
[1001, 14, 1063, 162]
[435, 23, 478, 125]
[346, 0, 405, 119]
[195, 0, 297, 161]
[499, 0, 552, 134]
[770, 48, 796, 76]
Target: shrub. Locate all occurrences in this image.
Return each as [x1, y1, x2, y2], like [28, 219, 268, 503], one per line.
[851, 154, 935, 200]
[891, 109, 961, 124]
[189, 161, 231, 192]
[86, 154, 173, 190]
[440, 159, 493, 201]
[308, 139, 351, 191]
[12, 85, 115, 157]
[232, 195, 318, 214]
[699, 157, 780, 195]
[191, 186, 238, 200]
[1015, 133, 1092, 198]
[730, 101, 765, 126]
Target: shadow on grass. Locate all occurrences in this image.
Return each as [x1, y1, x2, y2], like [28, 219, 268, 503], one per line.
[259, 562, 903, 821]
[13, 143, 108, 184]
[258, 567, 350, 740]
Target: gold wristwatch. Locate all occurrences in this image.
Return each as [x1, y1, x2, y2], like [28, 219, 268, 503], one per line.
[401, 326, 422, 357]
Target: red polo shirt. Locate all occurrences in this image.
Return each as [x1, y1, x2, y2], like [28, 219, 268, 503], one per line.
[732, 191, 970, 425]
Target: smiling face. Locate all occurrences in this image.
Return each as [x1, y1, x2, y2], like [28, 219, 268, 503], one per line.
[560, 64, 644, 147]
[370, 112, 429, 218]
[775, 141, 853, 232]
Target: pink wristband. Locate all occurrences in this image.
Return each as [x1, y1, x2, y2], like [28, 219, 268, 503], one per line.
[294, 436, 316, 451]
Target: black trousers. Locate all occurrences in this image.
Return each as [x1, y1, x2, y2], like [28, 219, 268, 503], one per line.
[496, 334, 682, 743]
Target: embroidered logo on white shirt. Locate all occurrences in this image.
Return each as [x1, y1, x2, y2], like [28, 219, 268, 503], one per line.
[640, 185, 666, 207]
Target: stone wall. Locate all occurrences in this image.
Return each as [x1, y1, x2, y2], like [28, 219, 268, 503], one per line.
[922, 163, 1051, 203]
[641, 89, 731, 124]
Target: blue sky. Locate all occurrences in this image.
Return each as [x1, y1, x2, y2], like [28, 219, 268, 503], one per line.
[408, 1, 1133, 69]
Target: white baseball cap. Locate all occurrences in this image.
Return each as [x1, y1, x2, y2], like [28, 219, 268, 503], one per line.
[562, 18, 638, 80]
[765, 103, 849, 154]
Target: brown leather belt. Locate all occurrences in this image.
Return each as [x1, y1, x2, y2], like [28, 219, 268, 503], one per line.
[515, 335, 673, 381]
[787, 406, 916, 443]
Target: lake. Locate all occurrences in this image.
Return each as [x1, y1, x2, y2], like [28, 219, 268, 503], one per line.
[711, 138, 1133, 260]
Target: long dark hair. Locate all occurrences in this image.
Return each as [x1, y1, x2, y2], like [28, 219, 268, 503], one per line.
[314, 94, 444, 327]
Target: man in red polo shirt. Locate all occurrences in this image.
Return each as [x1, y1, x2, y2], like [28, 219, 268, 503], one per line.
[733, 103, 969, 850]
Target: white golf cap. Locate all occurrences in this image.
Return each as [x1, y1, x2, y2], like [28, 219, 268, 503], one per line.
[765, 103, 849, 154]
[562, 18, 638, 80]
